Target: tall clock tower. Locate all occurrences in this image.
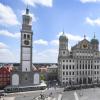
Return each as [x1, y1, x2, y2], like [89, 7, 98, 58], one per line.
[21, 8, 33, 72]
[11, 8, 40, 87]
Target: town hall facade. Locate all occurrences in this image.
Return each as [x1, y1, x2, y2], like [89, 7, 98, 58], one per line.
[58, 32, 100, 86]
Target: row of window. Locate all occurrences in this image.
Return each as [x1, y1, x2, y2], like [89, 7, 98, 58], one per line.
[62, 64, 100, 70]
[63, 71, 74, 75]
[77, 64, 92, 69]
[63, 65, 74, 70]
[23, 34, 31, 40]
[76, 55, 93, 59]
[63, 71, 99, 76]
[77, 60, 93, 64]
[63, 77, 74, 81]
[62, 60, 100, 64]
[94, 61, 100, 63]
[77, 65, 99, 69]
[76, 51, 92, 53]
[62, 59, 74, 63]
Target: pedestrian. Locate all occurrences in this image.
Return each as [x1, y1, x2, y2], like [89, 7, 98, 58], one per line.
[49, 92, 52, 97]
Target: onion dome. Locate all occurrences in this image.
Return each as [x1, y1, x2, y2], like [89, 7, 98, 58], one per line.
[91, 34, 99, 44]
[59, 31, 68, 41]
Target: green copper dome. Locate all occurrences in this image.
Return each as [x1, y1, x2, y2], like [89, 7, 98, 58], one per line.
[91, 38, 99, 44]
[59, 32, 68, 41]
[91, 34, 99, 44]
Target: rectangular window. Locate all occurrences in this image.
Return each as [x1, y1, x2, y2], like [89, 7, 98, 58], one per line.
[24, 34, 26, 39]
[88, 65, 90, 69]
[97, 65, 99, 69]
[27, 34, 30, 39]
[66, 72, 68, 75]
[85, 65, 87, 69]
[80, 65, 81, 69]
[73, 65, 74, 69]
[66, 65, 68, 69]
[95, 66, 96, 69]
[63, 51, 65, 54]
[63, 65, 65, 69]
[83, 65, 84, 69]
[69, 65, 71, 69]
[77, 64, 78, 69]
[63, 72, 65, 75]
[91, 65, 93, 69]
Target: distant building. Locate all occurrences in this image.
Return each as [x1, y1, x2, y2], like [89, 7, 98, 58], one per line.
[58, 32, 100, 86]
[0, 64, 13, 89]
[47, 64, 58, 81]
[34, 63, 58, 81]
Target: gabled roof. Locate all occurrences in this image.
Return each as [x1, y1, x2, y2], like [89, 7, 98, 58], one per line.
[71, 39, 92, 50]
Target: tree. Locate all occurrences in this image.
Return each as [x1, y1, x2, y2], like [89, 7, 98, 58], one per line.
[40, 74, 46, 81]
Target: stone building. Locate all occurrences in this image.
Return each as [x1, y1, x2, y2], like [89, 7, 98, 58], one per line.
[58, 32, 100, 86]
[47, 64, 58, 81]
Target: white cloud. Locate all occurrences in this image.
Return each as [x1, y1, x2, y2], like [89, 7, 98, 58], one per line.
[0, 3, 20, 26]
[34, 39, 48, 45]
[50, 40, 59, 46]
[33, 49, 58, 63]
[57, 32, 83, 41]
[86, 17, 100, 26]
[22, 0, 53, 7]
[0, 42, 8, 49]
[0, 42, 17, 63]
[80, 0, 100, 3]
[0, 30, 20, 38]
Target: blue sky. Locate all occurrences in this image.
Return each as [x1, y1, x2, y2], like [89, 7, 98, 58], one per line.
[0, 0, 100, 63]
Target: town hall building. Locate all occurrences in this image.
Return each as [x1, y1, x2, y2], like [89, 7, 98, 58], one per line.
[58, 32, 100, 86]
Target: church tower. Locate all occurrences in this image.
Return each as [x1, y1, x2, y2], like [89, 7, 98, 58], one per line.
[58, 32, 69, 57]
[91, 34, 99, 51]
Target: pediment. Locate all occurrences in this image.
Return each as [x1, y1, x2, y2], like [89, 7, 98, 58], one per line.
[72, 39, 92, 50]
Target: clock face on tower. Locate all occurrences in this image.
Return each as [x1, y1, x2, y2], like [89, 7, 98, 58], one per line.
[24, 40, 29, 45]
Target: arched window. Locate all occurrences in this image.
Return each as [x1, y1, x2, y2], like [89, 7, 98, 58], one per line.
[12, 74, 19, 85]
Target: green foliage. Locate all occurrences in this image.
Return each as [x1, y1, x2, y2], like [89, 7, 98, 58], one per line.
[40, 74, 45, 81]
